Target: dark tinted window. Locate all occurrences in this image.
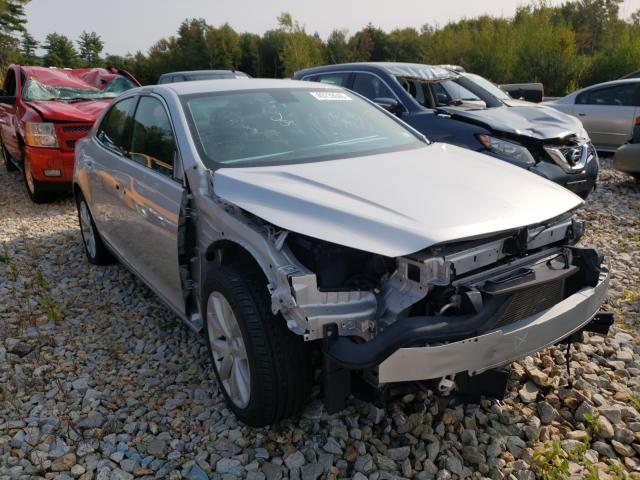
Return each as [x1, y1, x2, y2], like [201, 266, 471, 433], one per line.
[577, 83, 640, 106]
[97, 97, 136, 151]
[129, 96, 176, 177]
[352, 73, 394, 100]
[315, 73, 351, 87]
[3, 69, 16, 96]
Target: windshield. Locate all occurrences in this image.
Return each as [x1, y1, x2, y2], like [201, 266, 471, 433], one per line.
[182, 88, 424, 167]
[463, 73, 512, 101]
[23, 76, 136, 102]
[397, 74, 503, 109]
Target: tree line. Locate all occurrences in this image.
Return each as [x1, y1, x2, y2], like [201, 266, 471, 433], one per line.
[1, 0, 639, 95]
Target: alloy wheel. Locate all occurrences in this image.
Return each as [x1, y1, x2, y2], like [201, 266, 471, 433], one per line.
[207, 291, 251, 408]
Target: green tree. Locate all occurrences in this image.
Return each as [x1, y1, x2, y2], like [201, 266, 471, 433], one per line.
[175, 18, 209, 70]
[206, 23, 241, 69]
[326, 29, 349, 64]
[258, 29, 286, 77]
[20, 31, 38, 64]
[0, 0, 30, 73]
[44, 33, 79, 67]
[277, 13, 324, 77]
[238, 32, 261, 76]
[77, 31, 103, 65]
[387, 27, 422, 62]
[557, 0, 623, 54]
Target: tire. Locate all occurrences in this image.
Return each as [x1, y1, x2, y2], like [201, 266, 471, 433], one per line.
[2, 144, 18, 171]
[76, 192, 115, 265]
[23, 155, 54, 203]
[203, 263, 311, 426]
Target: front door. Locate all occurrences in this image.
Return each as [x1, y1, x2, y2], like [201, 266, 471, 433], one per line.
[0, 69, 20, 160]
[107, 95, 186, 316]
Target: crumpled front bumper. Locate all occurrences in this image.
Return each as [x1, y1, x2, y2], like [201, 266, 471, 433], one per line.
[376, 267, 609, 383]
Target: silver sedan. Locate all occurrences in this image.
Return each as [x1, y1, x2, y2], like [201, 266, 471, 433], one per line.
[547, 79, 640, 152]
[73, 79, 609, 426]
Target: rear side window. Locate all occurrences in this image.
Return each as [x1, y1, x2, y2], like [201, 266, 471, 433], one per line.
[97, 97, 137, 152]
[576, 83, 640, 106]
[129, 96, 176, 177]
[315, 73, 351, 87]
[352, 73, 394, 100]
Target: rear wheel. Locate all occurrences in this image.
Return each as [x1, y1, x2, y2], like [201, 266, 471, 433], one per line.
[1, 144, 18, 171]
[76, 192, 114, 265]
[203, 263, 311, 426]
[23, 156, 54, 203]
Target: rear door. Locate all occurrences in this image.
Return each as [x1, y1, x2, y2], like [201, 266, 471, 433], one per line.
[574, 82, 640, 149]
[107, 95, 186, 315]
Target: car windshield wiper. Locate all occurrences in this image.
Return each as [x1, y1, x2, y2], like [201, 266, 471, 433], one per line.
[65, 97, 101, 103]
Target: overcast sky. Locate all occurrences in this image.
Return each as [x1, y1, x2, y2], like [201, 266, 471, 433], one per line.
[25, 0, 640, 56]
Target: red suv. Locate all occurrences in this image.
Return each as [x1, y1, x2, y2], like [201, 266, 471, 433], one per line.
[0, 65, 139, 202]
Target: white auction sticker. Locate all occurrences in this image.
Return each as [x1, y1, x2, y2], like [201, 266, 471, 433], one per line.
[309, 91, 353, 101]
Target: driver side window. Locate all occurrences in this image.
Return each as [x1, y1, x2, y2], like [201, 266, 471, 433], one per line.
[129, 97, 177, 178]
[3, 69, 17, 96]
[97, 97, 137, 153]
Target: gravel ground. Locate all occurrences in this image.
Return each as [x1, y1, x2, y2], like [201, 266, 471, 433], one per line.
[0, 160, 639, 480]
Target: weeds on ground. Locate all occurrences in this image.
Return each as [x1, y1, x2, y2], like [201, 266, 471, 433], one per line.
[608, 459, 625, 480]
[583, 412, 601, 437]
[628, 393, 640, 413]
[532, 441, 570, 480]
[533, 439, 608, 480]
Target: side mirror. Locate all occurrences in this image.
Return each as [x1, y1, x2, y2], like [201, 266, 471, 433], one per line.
[436, 93, 449, 105]
[0, 96, 16, 106]
[373, 97, 402, 115]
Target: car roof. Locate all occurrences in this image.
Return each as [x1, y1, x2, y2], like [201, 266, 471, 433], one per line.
[563, 77, 640, 99]
[295, 62, 458, 81]
[157, 78, 337, 96]
[159, 70, 247, 77]
[621, 69, 640, 79]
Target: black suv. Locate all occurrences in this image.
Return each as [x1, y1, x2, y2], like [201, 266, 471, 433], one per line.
[294, 63, 598, 198]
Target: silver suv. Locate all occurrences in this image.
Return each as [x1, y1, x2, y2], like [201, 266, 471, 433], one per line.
[73, 79, 610, 426]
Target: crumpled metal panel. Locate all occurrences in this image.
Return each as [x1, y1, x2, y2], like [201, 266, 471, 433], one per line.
[381, 63, 458, 82]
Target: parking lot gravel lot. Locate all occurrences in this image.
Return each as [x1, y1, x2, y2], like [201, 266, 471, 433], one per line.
[1, 159, 639, 480]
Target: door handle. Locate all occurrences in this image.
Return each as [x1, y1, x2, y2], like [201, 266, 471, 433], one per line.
[578, 113, 586, 117]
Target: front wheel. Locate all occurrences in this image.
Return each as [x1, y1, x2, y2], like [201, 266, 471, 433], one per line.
[23, 156, 53, 203]
[203, 263, 310, 426]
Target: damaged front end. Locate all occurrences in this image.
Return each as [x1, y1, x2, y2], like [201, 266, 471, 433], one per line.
[273, 213, 609, 405]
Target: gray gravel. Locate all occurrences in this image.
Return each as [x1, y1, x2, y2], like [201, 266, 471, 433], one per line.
[0, 159, 639, 480]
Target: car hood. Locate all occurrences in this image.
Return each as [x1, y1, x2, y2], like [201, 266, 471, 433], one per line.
[27, 99, 112, 123]
[214, 143, 582, 257]
[438, 102, 585, 141]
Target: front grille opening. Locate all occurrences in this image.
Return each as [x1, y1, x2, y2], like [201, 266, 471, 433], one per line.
[496, 277, 565, 327]
[62, 125, 91, 133]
